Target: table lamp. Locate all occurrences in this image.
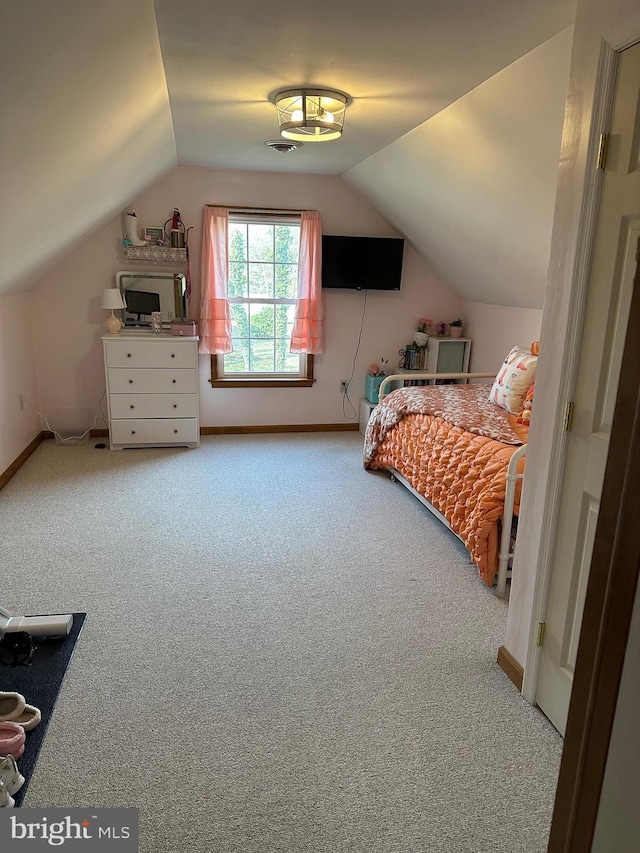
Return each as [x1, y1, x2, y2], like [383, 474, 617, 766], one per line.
[101, 288, 125, 334]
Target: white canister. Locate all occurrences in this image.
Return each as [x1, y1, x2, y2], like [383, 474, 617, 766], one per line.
[124, 213, 146, 246]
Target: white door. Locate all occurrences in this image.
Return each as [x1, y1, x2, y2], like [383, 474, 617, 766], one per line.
[536, 42, 640, 735]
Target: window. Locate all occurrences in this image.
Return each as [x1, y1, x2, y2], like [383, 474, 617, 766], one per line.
[210, 215, 314, 387]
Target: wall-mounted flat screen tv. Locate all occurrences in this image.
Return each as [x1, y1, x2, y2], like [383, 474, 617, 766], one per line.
[321, 235, 405, 291]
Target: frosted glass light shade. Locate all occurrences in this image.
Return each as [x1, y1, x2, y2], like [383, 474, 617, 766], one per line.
[274, 88, 349, 142]
[101, 289, 125, 310]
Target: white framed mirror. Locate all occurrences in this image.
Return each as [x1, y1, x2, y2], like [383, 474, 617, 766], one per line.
[116, 271, 187, 328]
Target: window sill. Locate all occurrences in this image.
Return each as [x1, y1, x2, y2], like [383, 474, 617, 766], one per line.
[210, 377, 315, 388]
[210, 354, 314, 387]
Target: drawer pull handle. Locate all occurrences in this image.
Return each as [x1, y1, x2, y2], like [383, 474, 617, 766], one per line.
[130, 405, 135, 410]
[174, 429, 178, 434]
[173, 404, 177, 409]
[171, 353, 176, 358]
[131, 430, 136, 435]
[172, 379, 177, 384]
[127, 353, 132, 358]
[128, 380, 133, 384]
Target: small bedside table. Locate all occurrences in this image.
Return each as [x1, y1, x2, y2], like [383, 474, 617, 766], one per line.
[359, 398, 377, 434]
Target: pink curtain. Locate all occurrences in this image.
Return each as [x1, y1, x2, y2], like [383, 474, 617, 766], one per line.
[198, 207, 232, 355]
[290, 211, 324, 354]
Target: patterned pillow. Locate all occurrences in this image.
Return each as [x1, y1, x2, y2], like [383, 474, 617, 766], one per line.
[489, 344, 538, 414]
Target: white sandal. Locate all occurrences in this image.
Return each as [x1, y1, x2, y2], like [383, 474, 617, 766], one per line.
[0, 778, 15, 808]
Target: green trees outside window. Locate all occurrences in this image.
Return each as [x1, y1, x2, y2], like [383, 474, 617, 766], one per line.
[225, 221, 302, 375]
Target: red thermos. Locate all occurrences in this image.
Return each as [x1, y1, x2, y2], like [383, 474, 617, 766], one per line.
[170, 209, 185, 248]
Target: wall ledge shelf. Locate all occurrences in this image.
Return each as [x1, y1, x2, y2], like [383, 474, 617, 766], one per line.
[123, 246, 186, 262]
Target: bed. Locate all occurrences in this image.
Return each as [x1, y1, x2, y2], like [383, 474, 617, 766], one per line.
[363, 349, 537, 595]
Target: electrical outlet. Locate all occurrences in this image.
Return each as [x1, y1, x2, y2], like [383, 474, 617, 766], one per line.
[340, 380, 348, 393]
[19, 395, 24, 411]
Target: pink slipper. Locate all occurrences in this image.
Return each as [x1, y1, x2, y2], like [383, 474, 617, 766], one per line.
[0, 722, 26, 760]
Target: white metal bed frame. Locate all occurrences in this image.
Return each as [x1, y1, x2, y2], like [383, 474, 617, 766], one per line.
[376, 372, 528, 596]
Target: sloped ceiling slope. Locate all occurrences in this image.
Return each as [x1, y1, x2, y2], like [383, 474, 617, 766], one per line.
[0, 0, 575, 299]
[0, 0, 176, 296]
[345, 28, 574, 310]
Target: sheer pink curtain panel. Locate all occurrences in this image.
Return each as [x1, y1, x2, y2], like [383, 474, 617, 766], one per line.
[198, 206, 233, 355]
[290, 211, 324, 354]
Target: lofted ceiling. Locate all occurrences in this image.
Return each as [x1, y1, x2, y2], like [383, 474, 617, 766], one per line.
[155, 0, 575, 174]
[0, 0, 575, 296]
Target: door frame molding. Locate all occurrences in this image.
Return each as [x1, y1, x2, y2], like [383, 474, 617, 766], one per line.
[523, 27, 640, 702]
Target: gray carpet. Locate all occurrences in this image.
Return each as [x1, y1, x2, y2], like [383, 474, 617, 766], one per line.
[0, 433, 561, 852]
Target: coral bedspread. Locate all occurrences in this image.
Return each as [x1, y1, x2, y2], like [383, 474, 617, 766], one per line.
[363, 384, 528, 587]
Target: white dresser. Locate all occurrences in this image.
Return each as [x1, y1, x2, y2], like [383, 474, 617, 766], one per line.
[102, 332, 200, 450]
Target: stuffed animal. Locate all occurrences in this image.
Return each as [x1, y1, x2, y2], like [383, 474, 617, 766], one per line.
[517, 383, 535, 425]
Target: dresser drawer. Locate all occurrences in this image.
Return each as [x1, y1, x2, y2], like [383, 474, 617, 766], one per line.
[109, 393, 198, 419]
[105, 339, 196, 369]
[110, 418, 199, 446]
[108, 368, 197, 394]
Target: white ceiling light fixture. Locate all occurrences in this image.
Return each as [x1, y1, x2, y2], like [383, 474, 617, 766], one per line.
[274, 88, 349, 142]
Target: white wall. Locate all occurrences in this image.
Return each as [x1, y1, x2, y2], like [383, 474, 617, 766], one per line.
[0, 295, 41, 474]
[592, 576, 640, 850]
[462, 302, 543, 372]
[27, 165, 462, 430]
[344, 28, 573, 311]
[505, 1, 640, 669]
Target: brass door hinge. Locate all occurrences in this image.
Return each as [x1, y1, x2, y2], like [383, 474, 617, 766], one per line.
[536, 622, 546, 647]
[596, 133, 608, 170]
[563, 401, 575, 432]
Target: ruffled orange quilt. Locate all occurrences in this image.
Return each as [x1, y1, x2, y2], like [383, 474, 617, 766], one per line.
[364, 384, 528, 586]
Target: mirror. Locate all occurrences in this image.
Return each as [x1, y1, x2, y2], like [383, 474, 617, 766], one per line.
[116, 271, 187, 328]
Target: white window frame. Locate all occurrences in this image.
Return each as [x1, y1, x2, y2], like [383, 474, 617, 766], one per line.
[210, 212, 314, 388]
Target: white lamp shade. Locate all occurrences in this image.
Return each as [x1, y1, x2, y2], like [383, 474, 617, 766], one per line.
[101, 288, 125, 310]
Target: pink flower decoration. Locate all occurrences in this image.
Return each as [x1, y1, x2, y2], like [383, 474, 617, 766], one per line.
[369, 363, 381, 376]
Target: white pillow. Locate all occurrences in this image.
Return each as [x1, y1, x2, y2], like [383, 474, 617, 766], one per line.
[489, 345, 538, 414]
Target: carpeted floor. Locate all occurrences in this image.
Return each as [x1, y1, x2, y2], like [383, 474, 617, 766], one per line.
[0, 433, 562, 852]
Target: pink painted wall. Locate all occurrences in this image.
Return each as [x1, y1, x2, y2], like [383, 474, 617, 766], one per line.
[29, 165, 462, 429]
[463, 301, 543, 373]
[0, 294, 41, 473]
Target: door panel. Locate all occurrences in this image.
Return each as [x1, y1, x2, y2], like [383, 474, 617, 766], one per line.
[536, 42, 640, 735]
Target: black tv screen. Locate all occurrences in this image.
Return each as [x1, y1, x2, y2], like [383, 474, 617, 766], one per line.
[125, 290, 161, 317]
[321, 235, 405, 291]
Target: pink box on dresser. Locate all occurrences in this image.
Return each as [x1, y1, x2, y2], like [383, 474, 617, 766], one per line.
[170, 320, 197, 337]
